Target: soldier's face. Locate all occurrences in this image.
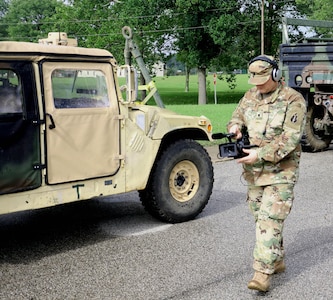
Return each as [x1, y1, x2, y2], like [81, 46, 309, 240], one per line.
[256, 77, 278, 95]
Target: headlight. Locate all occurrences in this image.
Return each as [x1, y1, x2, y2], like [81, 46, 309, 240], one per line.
[306, 76, 313, 84]
[295, 75, 302, 86]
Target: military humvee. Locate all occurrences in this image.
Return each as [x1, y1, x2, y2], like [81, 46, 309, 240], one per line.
[0, 28, 214, 223]
[280, 18, 333, 151]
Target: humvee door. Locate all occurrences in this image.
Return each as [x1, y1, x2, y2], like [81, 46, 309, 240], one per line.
[42, 62, 120, 184]
[0, 63, 41, 194]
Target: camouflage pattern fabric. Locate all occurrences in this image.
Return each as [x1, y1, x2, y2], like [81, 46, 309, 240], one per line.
[228, 83, 306, 186]
[248, 184, 293, 274]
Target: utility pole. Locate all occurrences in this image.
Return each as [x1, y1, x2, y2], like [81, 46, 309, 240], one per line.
[261, 0, 264, 54]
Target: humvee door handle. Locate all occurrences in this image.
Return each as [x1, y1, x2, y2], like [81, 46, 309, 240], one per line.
[46, 113, 56, 129]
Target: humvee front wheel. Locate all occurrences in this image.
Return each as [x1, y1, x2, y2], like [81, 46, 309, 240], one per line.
[139, 139, 213, 223]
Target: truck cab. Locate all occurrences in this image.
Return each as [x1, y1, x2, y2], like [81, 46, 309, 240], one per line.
[280, 18, 333, 151]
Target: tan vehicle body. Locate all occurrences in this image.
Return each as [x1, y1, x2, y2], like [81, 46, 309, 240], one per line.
[0, 40, 214, 223]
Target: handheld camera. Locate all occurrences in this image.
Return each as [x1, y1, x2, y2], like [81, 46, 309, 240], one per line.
[212, 129, 255, 159]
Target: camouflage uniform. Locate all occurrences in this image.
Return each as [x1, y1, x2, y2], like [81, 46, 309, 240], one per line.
[228, 82, 306, 274]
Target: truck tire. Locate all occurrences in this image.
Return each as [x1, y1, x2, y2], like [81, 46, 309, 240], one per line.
[139, 139, 213, 223]
[303, 105, 332, 152]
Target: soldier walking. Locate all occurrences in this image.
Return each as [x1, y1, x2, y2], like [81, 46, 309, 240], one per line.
[227, 55, 306, 292]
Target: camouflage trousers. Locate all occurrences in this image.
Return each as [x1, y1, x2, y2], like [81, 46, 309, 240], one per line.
[247, 183, 294, 274]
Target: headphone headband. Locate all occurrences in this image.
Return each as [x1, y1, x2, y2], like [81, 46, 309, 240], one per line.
[248, 55, 281, 82]
[249, 55, 278, 69]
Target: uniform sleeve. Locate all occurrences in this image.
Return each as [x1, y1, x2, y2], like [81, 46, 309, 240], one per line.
[256, 93, 306, 163]
[227, 97, 246, 130]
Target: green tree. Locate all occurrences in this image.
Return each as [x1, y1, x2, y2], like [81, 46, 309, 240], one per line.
[0, 0, 10, 39]
[0, 0, 311, 104]
[211, 1, 299, 66]
[53, 0, 174, 101]
[295, 0, 333, 37]
[208, 1, 251, 73]
[4, 0, 64, 41]
[296, 0, 333, 21]
[109, 0, 174, 68]
[47, 0, 115, 49]
[173, 0, 223, 104]
[105, 0, 176, 101]
[206, 0, 302, 90]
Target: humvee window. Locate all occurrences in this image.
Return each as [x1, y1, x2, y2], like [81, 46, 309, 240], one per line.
[51, 69, 109, 109]
[0, 70, 22, 113]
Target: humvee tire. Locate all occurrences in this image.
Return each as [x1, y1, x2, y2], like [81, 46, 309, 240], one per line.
[139, 139, 213, 223]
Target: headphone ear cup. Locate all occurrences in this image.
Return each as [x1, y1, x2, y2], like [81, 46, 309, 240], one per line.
[272, 67, 282, 82]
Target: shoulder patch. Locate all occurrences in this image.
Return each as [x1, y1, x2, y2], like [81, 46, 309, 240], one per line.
[290, 113, 298, 123]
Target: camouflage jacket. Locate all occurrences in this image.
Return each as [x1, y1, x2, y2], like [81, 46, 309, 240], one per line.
[228, 83, 306, 186]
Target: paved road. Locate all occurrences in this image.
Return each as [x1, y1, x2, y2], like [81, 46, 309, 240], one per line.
[0, 145, 332, 300]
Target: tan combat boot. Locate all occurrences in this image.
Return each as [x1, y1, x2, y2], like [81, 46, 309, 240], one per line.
[274, 260, 286, 274]
[248, 271, 271, 292]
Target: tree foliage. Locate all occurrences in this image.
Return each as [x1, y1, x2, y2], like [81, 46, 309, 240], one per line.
[173, 0, 223, 103]
[0, 0, 332, 103]
[296, 0, 333, 21]
[0, 0, 9, 39]
[47, 1, 117, 49]
[295, 0, 333, 37]
[3, 0, 63, 41]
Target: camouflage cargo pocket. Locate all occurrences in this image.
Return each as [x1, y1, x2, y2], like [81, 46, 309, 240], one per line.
[266, 184, 294, 220]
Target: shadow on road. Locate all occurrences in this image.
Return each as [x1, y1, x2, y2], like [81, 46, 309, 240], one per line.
[0, 194, 146, 264]
[0, 181, 244, 265]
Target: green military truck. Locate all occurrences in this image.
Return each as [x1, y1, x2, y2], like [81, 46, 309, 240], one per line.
[0, 28, 214, 223]
[280, 18, 333, 151]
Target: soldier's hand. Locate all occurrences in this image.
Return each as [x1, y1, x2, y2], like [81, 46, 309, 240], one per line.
[237, 148, 258, 164]
[228, 124, 242, 140]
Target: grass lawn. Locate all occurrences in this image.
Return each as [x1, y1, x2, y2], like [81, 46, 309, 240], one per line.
[153, 74, 250, 141]
[154, 74, 252, 105]
[166, 103, 237, 138]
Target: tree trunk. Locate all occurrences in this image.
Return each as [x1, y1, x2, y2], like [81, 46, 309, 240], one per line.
[197, 67, 207, 105]
[185, 65, 190, 92]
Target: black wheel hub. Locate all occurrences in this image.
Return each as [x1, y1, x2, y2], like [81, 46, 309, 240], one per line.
[175, 173, 186, 186]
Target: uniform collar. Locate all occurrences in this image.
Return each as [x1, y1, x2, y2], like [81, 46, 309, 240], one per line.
[256, 83, 282, 104]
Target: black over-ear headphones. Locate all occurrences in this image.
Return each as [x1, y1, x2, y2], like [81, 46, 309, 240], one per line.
[249, 55, 282, 82]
